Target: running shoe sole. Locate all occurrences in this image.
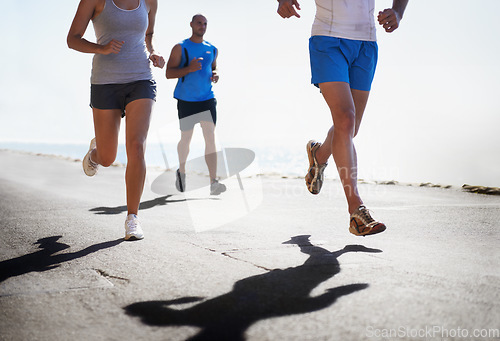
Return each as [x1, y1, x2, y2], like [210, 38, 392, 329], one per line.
[175, 169, 186, 192]
[305, 140, 326, 195]
[82, 138, 97, 176]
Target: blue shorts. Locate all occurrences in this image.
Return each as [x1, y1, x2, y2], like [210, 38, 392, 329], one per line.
[90, 79, 157, 117]
[309, 36, 378, 91]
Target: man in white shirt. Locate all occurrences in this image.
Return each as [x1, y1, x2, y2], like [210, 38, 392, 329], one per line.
[277, 0, 409, 236]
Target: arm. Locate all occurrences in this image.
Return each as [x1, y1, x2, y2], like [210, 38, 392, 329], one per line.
[165, 44, 203, 79]
[67, 0, 123, 54]
[145, 0, 165, 68]
[277, 0, 301, 19]
[211, 49, 219, 84]
[378, 0, 409, 33]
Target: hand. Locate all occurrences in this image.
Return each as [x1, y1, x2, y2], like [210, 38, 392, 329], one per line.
[149, 53, 165, 69]
[101, 39, 124, 55]
[277, 0, 301, 18]
[377, 8, 401, 33]
[188, 57, 203, 72]
[211, 70, 219, 83]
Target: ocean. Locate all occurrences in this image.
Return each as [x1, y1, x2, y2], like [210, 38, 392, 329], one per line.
[1, 141, 497, 188]
[0, 141, 308, 179]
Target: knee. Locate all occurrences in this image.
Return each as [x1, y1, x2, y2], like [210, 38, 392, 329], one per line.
[127, 140, 146, 161]
[99, 154, 116, 167]
[333, 109, 356, 137]
[96, 149, 116, 167]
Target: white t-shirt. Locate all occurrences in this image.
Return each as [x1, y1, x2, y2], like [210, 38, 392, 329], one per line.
[312, 0, 377, 41]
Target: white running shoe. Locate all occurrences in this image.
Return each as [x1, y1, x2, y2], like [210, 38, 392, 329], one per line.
[82, 138, 99, 176]
[210, 179, 226, 195]
[124, 214, 144, 240]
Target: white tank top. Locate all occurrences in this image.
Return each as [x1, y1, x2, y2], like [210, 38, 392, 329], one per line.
[312, 0, 377, 41]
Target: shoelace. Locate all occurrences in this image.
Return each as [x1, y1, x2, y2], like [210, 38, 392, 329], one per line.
[126, 219, 139, 230]
[356, 207, 377, 227]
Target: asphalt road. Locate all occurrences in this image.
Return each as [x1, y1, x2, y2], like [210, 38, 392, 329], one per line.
[1, 150, 499, 341]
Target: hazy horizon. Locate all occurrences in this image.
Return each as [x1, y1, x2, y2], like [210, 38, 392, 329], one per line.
[1, 0, 499, 187]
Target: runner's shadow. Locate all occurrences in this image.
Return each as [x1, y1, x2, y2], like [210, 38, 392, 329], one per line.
[89, 195, 220, 215]
[125, 235, 382, 340]
[0, 236, 123, 283]
[89, 195, 185, 215]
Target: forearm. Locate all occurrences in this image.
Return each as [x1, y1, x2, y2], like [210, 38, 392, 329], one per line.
[145, 33, 156, 54]
[67, 34, 104, 54]
[392, 0, 408, 19]
[166, 67, 192, 79]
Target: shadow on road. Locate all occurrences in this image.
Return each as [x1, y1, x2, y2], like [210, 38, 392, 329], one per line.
[89, 195, 184, 215]
[125, 235, 382, 340]
[89, 195, 219, 215]
[0, 236, 123, 283]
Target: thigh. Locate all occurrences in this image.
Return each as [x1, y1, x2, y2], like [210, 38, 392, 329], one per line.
[92, 108, 122, 156]
[350, 89, 370, 136]
[180, 129, 194, 143]
[319, 82, 356, 124]
[200, 121, 216, 139]
[125, 99, 154, 146]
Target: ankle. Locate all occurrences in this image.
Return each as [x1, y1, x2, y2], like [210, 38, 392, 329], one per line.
[348, 201, 364, 215]
[315, 146, 329, 165]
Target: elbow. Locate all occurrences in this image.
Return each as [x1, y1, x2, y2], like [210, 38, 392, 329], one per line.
[67, 32, 84, 50]
[67, 34, 77, 50]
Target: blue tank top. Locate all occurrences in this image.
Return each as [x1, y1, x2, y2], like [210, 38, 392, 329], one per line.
[173, 39, 217, 102]
[91, 0, 153, 84]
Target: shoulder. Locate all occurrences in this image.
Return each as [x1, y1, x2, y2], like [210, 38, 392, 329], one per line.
[203, 40, 215, 48]
[171, 43, 182, 53]
[74, 0, 105, 20]
[144, 0, 157, 13]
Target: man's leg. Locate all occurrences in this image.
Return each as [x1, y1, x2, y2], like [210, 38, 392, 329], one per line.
[124, 99, 154, 216]
[351, 89, 370, 137]
[315, 88, 370, 160]
[315, 82, 367, 214]
[177, 129, 194, 174]
[200, 120, 217, 181]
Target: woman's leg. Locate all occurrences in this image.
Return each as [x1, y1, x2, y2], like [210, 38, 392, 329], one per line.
[124, 99, 154, 216]
[91, 108, 122, 167]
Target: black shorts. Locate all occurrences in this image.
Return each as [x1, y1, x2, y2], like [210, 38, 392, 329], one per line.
[177, 98, 217, 131]
[90, 79, 157, 117]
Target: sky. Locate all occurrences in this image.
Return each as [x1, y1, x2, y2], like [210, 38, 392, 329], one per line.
[1, 0, 500, 187]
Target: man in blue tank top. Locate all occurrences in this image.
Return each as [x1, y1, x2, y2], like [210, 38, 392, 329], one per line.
[166, 14, 226, 195]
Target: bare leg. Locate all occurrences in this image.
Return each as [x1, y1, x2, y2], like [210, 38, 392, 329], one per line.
[177, 129, 194, 174]
[315, 88, 371, 162]
[124, 99, 154, 216]
[200, 121, 217, 181]
[91, 109, 122, 167]
[351, 89, 370, 137]
[316, 82, 370, 214]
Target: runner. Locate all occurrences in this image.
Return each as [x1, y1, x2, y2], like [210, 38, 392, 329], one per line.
[166, 14, 226, 195]
[277, 0, 409, 236]
[67, 0, 165, 240]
